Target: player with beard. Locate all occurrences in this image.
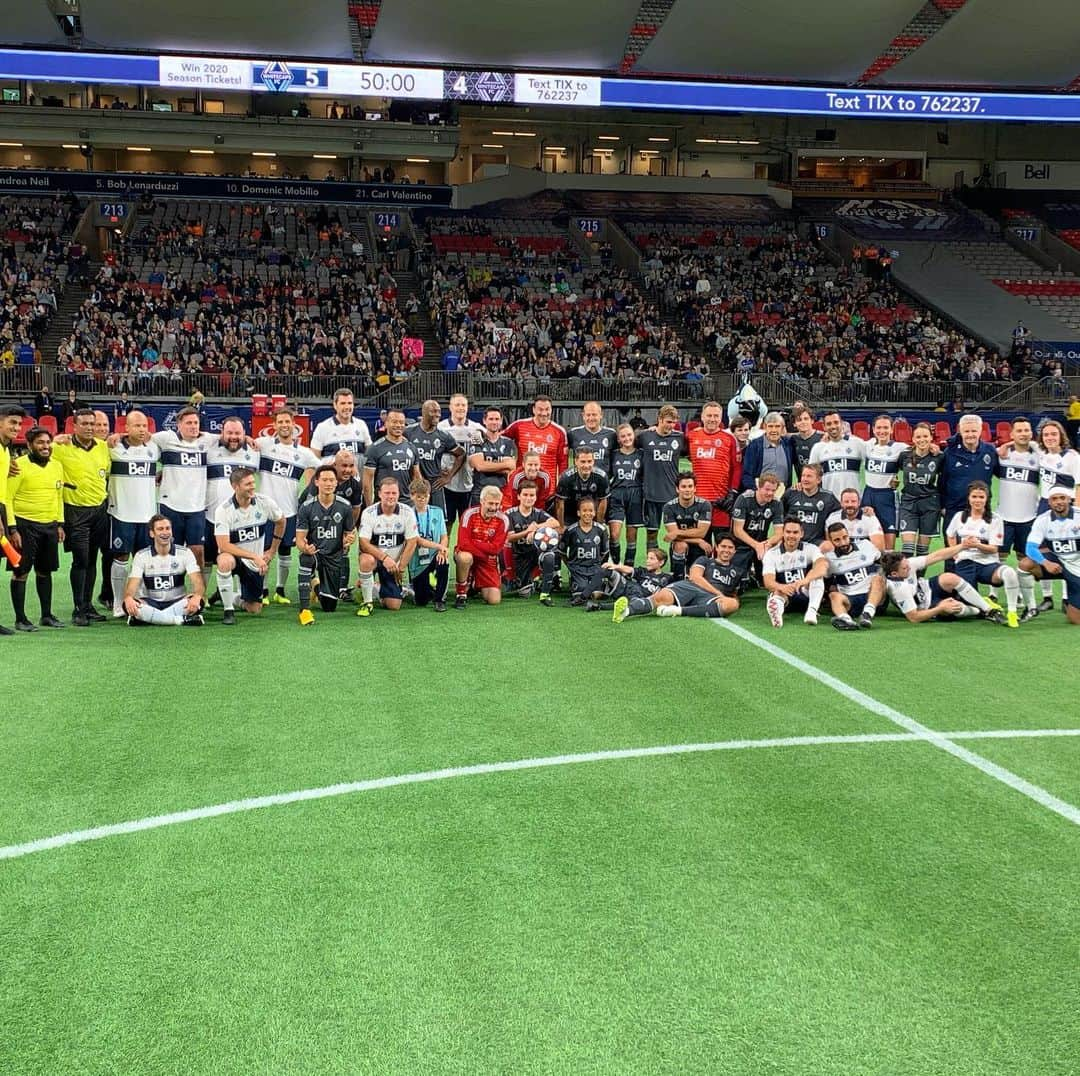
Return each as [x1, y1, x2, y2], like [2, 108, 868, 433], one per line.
[825, 488, 885, 552]
[206, 416, 262, 602]
[310, 388, 372, 464]
[823, 521, 885, 631]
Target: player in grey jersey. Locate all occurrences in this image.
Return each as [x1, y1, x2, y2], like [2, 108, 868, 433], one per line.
[295, 465, 356, 623]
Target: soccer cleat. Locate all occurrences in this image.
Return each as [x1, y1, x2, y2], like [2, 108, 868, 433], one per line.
[569, 595, 585, 607]
[538, 593, 553, 607]
[516, 584, 534, 598]
[857, 613, 874, 630]
[612, 596, 629, 624]
[71, 613, 91, 628]
[656, 604, 680, 617]
[126, 615, 149, 628]
[1020, 606, 1039, 623]
[182, 612, 205, 627]
[803, 610, 818, 626]
[338, 587, 353, 603]
[983, 610, 1006, 625]
[14, 620, 38, 633]
[401, 584, 415, 602]
[84, 609, 107, 623]
[1005, 611, 1019, 629]
[222, 609, 236, 626]
[454, 595, 467, 610]
[1036, 596, 1055, 612]
[831, 615, 859, 632]
[356, 602, 374, 617]
[982, 595, 1003, 614]
[766, 593, 785, 628]
[261, 592, 270, 606]
[433, 600, 447, 613]
[298, 609, 315, 627]
[39, 616, 64, 629]
[270, 592, 291, 605]
[0, 624, 13, 636]
[208, 589, 222, 607]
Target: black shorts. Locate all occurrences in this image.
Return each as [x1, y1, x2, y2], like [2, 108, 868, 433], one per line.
[234, 561, 266, 604]
[568, 563, 605, 598]
[643, 500, 666, 532]
[63, 501, 109, 555]
[608, 488, 645, 527]
[9, 519, 60, 574]
[898, 497, 940, 537]
[1002, 519, 1034, 559]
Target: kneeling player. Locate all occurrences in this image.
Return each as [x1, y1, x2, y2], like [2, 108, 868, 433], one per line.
[560, 496, 609, 606]
[357, 476, 419, 615]
[295, 464, 356, 624]
[454, 485, 509, 609]
[881, 544, 1004, 624]
[823, 521, 885, 631]
[122, 514, 205, 626]
[762, 518, 829, 627]
[1020, 486, 1080, 626]
[613, 535, 742, 621]
[588, 548, 673, 611]
[410, 478, 449, 612]
[505, 480, 559, 603]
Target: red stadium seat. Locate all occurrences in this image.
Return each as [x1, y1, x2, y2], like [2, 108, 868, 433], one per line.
[981, 422, 993, 444]
[852, 420, 870, 440]
[893, 421, 912, 444]
[64, 417, 74, 434]
[251, 394, 269, 417]
[115, 415, 126, 435]
[995, 420, 1012, 445]
[38, 415, 57, 437]
[933, 421, 951, 444]
[14, 416, 34, 444]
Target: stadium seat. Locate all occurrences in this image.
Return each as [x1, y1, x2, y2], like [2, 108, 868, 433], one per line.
[15, 416, 34, 444]
[852, 420, 870, 440]
[115, 415, 126, 435]
[251, 394, 269, 417]
[934, 421, 952, 444]
[981, 422, 993, 444]
[995, 420, 1012, 445]
[893, 421, 912, 444]
[38, 415, 57, 437]
[64, 417, 74, 435]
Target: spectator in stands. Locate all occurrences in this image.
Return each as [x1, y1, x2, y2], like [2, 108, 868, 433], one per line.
[34, 386, 55, 421]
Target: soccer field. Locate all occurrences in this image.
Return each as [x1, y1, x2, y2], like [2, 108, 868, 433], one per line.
[2, 574, 1078, 1075]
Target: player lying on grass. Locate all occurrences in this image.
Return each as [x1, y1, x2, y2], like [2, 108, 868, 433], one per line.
[881, 543, 1005, 625]
[585, 548, 673, 612]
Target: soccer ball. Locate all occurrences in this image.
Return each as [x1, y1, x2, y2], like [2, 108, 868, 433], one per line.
[532, 525, 561, 553]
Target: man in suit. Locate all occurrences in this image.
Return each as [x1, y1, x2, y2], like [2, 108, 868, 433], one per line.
[740, 411, 795, 493]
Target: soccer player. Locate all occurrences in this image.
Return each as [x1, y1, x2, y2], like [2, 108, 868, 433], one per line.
[589, 548, 673, 612]
[105, 409, 160, 618]
[409, 477, 449, 612]
[607, 423, 645, 566]
[555, 447, 609, 527]
[299, 450, 363, 525]
[52, 407, 111, 626]
[860, 414, 906, 546]
[504, 395, 568, 508]
[502, 451, 555, 514]
[365, 408, 421, 507]
[213, 468, 285, 625]
[406, 399, 463, 515]
[790, 405, 822, 473]
[0, 403, 26, 635]
[454, 484, 509, 609]
[995, 416, 1041, 581]
[730, 474, 784, 581]
[568, 402, 617, 470]
[356, 475, 419, 615]
[946, 480, 1029, 625]
[204, 416, 262, 595]
[151, 406, 216, 574]
[559, 496, 610, 606]
[6, 427, 65, 631]
[687, 401, 738, 533]
[636, 404, 687, 547]
[122, 514, 205, 627]
[294, 464, 356, 624]
[782, 464, 840, 546]
[727, 414, 751, 494]
[809, 410, 866, 497]
[310, 388, 372, 463]
[881, 544, 1002, 624]
[897, 422, 943, 559]
[254, 408, 319, 605]
[467, 407, 516, 505]
[1021, 486, 1080, 626]
[826, 488, 886, 552]
[437, 393, 485, 532]
[1032, 419, 1080, 610]
[612, 534, 742, 621]
[505, 480, 559, 603]
[762, 518, 829, 627]
[662, 473, 713, 580]
[823, 521, 885, 630]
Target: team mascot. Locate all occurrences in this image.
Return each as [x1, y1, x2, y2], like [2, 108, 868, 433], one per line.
[727, 380, 768, 434]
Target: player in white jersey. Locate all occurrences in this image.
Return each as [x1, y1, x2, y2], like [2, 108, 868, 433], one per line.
[310, 388, 372, 464]
[255, 407, 320, 604]
[212, 468, 285, 624]
[122, 514, 205, 627]
[356, 475, 419, 615]
[880, 544, 1002, 624]
[945, 480, 1029, 626]
[437, 392, 485, 533]
[823, 519, 885, 630]
[762, 518, 829, 627]
[106, 410, 161, 617]
[809, 410, 865, 497]
[1020, 487, 1080, 625]
[204, 416, 261, 600]
[825, 488, 885, 551]
[1031, 420, 1080, 610]
[994, 416, 1041, 570]
[151, 406, 218, 568]
[860, 415, 907, 545]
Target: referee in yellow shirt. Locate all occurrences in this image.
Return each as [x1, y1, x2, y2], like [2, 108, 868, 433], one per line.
[7, 426, 65, 631]
[52, 408, 111, 626]
[0, 403, 27, 636]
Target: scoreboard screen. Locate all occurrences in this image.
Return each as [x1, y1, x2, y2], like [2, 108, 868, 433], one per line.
[443, 70, 514, 103]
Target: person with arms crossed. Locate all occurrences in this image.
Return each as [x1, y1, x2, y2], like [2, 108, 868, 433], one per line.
[636, 404, 687, 548]
[762, 518, 829, 628]
[823, 521, 886, 631]
[295, 464, 356, 625]
[0, 403, 26, 635]
[213, 468, 285, 625]
[467, 407, 516, 505]
[122, 514, 205, 627]
[409, 477, 450, 612]
[505, 480, 559, 603]
[881, 544, 1003, 625]
[662, 473, 713, 581]
[1020, 487, 1080, 625]
[6, 426, 65, 631]
[606, 423, 645, 566]
[454, 484, 509, 609]
[356, 476, 419, 616]
[568, 402, 617, 471]
[310, 388, 372, 464]
[809, 410, 866, 498]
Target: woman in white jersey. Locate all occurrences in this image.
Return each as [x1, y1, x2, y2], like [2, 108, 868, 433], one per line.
[1035, 420, 1080, 512]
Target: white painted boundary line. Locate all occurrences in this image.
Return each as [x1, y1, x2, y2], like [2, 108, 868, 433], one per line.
[716, 618, 1080, 828]
[3, 728, 1080, 863]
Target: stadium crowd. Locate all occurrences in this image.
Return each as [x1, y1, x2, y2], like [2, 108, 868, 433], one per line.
[1, 391, 1078, 635]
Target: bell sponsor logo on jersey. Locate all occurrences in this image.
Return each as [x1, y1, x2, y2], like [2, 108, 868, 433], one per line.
[180, 451, 203, 467]
[151, 574, 175, 591]
[128, 461, 153, 476]
[315, 525, 337, 540]
[270, 459, 294, 477]
[236, 526, 260, 543]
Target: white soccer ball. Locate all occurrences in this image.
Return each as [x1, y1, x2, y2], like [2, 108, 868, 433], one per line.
[532, 525, 561, 553]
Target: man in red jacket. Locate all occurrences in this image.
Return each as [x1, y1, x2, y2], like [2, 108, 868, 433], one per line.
[454, 485, 509, 609]
[504, 396, 567, 506]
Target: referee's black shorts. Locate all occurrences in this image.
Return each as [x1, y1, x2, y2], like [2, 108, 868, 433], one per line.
[64, 501, 109, 560]
[9, 518, 60, 574]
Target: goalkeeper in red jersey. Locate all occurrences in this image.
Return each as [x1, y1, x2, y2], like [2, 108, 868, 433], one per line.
[454, 485, 509, 609]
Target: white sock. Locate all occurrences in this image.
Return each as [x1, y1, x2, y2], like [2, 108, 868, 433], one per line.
[807, 578, 824, 613]
[999, 565, 1020, 613]
[110, 560, 130, 615]
[276, 553, 291, 591]
[953, 578, 989, 612]
[218, 572, 235, 610]
[1017, 570, 1037, 609]
[954, 605, 979, 618]
[138, 604, 181, 625]
[360, 570, 375, 604]
[1041, 579, 1054, 598]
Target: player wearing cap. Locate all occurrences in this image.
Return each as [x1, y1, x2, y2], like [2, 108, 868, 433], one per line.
[1020, 486, 1080, 625]
[356, 476, 419, 616]
[762, 518, 829, 627]
[122, 514, 205, 627]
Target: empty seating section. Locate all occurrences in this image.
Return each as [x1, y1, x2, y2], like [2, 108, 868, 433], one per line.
[427, 216, 569, 261]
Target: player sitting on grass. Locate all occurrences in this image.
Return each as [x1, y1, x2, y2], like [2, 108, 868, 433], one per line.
[823, 520, 885, 631]
[559, 495, 609, 607]
[123, 514, 205, 627]
[613, 535, 742, 621]
[505, 480, 559, 603]
[762, 517, 829, 627]
[881, 543, 1004, 625]
[586, 548, 674, 612]
[295, 464, 356, 625]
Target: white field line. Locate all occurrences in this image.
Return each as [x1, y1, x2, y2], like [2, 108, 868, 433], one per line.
[716, 618, 1080, 828]
[3, 728, 1080, 863]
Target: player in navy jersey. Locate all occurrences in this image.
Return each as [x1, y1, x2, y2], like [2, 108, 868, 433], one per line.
[504, 480, 559, 603]
[406, 399, 464, 514]
[567, 402, 617, 471]
[587, 548, 674, 612]
[294, 465, 356, 623]
[782, 464, 839, 546]
[661, 473, 713, 580]
[612, 535, 742, 621]
[559, 496, 609, 605]
[607, 423, 645, 566]
[364, 409, 421, 506]
[467, 407, 517, 505]
[897, 423, 943, 559]
[554, 448, 609, 527]
[635, 405, 687, 547]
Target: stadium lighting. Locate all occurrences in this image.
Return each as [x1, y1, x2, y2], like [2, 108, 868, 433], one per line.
[715, 139, 740, 144]
[491, 130, 515, 136]
[738, 140, 760, 145]
[597, 135, 619, 141]
[0, 142, 23, 147]
[647, 137, 669, 142]
[189, 149, 214, 155]
[545, 146, 566, 153]
[481, 144, 504, 149]
[126, 146, 152, 152]
[252, 151, 276, 157]
[513, 132, 536, 137]
[61, 143, 80, 149]
[406, 157, 430, 163]
[312, 154, 337, 159]
[695, 138, 717, 144]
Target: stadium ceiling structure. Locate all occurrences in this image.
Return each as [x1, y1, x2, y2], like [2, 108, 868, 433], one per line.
[4, 0, 1080, 91]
